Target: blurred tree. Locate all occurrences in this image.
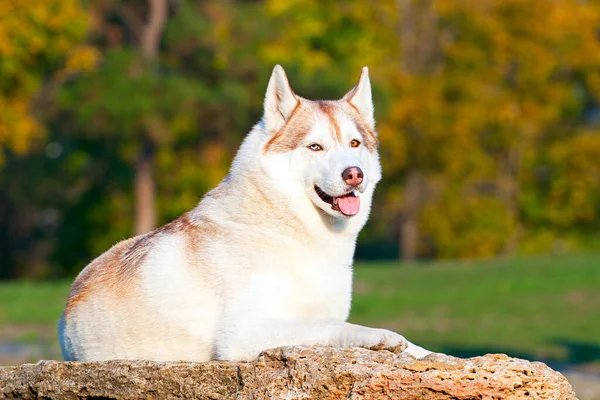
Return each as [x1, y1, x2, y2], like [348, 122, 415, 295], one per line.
[0, 0, 91, 278]
[379, 0, 600, 258]
[395, 0, 440, 261]
[2, 0, 600, 279]
[48, 0, 270, 274]
[427, 0, 600, 257]
[135, 0, 167, 234]
[56, 0, 270, 237]
[0, 0, 89, 163]
[261, 0, 600, 260]
[63, 0, 170, 235]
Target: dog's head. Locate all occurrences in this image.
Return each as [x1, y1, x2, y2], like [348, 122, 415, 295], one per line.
[257, 65, 382, 222]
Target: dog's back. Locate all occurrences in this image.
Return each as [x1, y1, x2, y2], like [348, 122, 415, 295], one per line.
[60, 214, 222, 361]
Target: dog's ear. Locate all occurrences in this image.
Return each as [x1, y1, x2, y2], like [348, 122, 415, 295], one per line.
[263, 65, 299, 133]
[343, 67, 374, 129]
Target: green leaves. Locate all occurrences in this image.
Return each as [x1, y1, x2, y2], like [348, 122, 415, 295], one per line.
[0, 0, 88, 162]
[3, 0, 600, 278]
[59, 48, 205, 142]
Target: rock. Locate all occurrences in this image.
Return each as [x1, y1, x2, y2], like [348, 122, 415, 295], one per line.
[0, 346, 577, 399]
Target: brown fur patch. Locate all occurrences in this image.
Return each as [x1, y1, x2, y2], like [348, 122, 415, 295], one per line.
[264, 99, 379, 153]
[63, 237, 140, 317]
[345, 101, 379, 153]
[264, 100, 304, 153]
[317, 101, 342, 143]
[63, 212, 215, 316]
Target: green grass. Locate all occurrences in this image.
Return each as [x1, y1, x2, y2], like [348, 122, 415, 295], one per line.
[350, 253, 600, 363]
[0, 281, 70, 325]
[0, 253, 599, 365]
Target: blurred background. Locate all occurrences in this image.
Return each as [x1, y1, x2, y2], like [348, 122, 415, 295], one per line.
[0, 0, 599, 396]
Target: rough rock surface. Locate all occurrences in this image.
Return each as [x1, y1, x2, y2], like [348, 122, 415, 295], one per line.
[0, 346, 577, 399]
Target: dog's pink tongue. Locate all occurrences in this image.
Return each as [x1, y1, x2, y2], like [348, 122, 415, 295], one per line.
[336, 195, 360, 216]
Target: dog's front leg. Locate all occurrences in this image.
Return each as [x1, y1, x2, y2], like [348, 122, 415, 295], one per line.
[215, 318, 431, 361]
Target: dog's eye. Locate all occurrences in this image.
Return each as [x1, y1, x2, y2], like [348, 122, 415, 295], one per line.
[307, 143, 323, 152]
[350, 139, 361, 148]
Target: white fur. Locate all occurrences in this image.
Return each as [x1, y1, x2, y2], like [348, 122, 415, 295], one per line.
[263, 65, 299, 133]
[59, 65, 432, 362]
[344, 67, 375, 130]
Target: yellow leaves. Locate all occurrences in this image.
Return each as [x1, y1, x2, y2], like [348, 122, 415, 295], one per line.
[0, 96, 45, 162]
[200, 143, 230, 186]
[265, 0, 297, 16]
[0, 2, 16, 56]
[378, 0, 600, 257]
[378, 123, 407, 174]
[421, 195, 517, 259]
[0, 1, 89, 59]
[262, 0, 389, 74]
[586, 72, 600, 103]
[202, 1, 233, 69]
[156, 142, 230, 219]
[259, 42, 330, 72]
[260, 0, 331, 72]
[544, 132, 600, 227]
[0, 0, 88, 159]
[64, 45, 102, 74]
[518, 230, 576, 255]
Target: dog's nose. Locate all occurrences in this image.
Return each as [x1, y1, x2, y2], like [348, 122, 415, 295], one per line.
[342, 167, 364, 186]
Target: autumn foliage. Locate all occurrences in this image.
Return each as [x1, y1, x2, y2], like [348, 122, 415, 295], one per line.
[1, 0, 600, 278]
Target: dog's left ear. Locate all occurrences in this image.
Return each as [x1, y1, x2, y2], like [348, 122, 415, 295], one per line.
[263, 65, 299, 134]
[343, 67, 374, 129]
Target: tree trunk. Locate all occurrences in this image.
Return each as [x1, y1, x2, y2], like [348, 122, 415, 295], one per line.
[497, 145, 523, 254]
[133, 0, 167, 234]
[395, 0, 438, 261]
[141, 0, 167, 59]
[134, 139, 156, 235]
[399, 170, 424, 261]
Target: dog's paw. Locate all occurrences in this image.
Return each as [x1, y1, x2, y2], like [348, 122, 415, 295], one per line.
[404, 341, 433, 359]
[339, 325, 433, 359]
[365, 330, 409, 354]
[343, 326, 409, 354]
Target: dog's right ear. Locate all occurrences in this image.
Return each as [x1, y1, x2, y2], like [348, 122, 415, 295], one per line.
[263, 65, 299, 133]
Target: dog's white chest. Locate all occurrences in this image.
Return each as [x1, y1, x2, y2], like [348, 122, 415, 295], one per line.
[288, 260, 353, 320]
[234, 257, 353, 322]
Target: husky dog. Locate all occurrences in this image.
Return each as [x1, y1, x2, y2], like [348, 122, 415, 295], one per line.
[58, 65, 432, 362]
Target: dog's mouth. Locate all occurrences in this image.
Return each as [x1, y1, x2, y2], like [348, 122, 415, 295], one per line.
[314, 186, 360, 216]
